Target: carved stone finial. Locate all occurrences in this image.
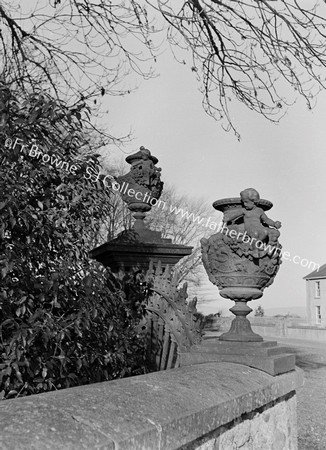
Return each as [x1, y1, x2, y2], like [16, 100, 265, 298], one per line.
[116, 146, 164, 233]
[201, 188, 282, 342]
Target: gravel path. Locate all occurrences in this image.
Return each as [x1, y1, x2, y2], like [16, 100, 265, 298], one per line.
[279, 341, 326, 450]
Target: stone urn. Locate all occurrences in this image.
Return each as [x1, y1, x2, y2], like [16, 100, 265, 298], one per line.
[201, 188, 282, 342]
[115, 146, 164, 235]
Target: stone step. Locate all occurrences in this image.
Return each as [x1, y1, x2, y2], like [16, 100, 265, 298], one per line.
[180, 350, 296, 376]
[195, 340, 287, 357]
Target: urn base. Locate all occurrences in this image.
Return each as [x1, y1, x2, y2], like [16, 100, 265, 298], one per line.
[219, 300, 263, 342]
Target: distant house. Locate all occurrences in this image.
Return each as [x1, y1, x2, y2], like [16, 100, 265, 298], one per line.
[303, 264, 326, 326]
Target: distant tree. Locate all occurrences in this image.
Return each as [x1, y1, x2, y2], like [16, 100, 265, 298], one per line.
[1, 1, 326, 137]
[146, 185, 214, 285]
[254, 305, 265, 317]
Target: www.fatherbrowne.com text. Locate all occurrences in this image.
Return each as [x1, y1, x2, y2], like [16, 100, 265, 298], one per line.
[4, 136, 320, 272]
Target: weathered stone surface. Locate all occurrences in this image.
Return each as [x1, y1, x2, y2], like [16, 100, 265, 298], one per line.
[117, 146, 163, 209]
[0, 362, 303, 449]
[90, 240, 192, 272]
[196, 395, 297, 450]
[198, 338, 281, 354]
[181, 339, 296, 376]
[180, 352, 295, 377]
[201, 189, 282, 342]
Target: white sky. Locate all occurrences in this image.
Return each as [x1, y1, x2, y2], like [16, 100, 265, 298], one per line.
[102, 46, 326, 315]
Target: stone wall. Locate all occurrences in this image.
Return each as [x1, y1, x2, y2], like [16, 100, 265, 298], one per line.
[197, 394, 297, 450]
[209, 316, 326, 342]
[0, 362, 302, 449]
[251, 317, 326, 341]
[279, 325, 326, 341]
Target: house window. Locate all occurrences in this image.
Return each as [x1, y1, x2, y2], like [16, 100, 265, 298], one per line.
[316, 306, 322, 325]
[315, 281, 321, 298]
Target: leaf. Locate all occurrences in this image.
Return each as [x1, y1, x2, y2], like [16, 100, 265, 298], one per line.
[72, 195, 82, 204]
[76, 359, 82, 371]
[7, 390, 18, 397]
[10, 217, 16, 228]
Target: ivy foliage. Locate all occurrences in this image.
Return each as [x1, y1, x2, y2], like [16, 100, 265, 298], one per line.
[0, 84, 148, 399]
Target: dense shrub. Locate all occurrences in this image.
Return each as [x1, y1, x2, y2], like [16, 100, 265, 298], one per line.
[0, 84, 148, 399]
[0, 265, 149, 399]
[194, 312, 221, 330]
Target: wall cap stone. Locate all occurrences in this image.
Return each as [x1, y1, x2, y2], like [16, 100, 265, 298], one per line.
[0, 362, 303, 450]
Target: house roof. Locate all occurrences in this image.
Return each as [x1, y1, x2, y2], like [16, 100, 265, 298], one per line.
[303, 263, 326, 280]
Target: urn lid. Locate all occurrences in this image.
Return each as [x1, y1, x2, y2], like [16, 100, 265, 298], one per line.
[213, 197, 273, 212]
[125, 146, 159, 165]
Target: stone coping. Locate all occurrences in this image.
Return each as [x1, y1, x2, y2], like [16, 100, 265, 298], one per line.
[287, 325, 326, 330]
[0, 362, 303, 450]
[90, 241, 193, 253]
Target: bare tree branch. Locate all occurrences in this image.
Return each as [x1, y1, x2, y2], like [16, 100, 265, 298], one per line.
[155, 0, 326, 138]
[0, 1, 158, 103]
[2, 1, 326, 137]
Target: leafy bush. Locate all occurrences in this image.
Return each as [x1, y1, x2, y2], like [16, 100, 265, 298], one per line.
[0, 84, 149, 399]
[0, 265, 149, 399]
[194, 312, 221, 330]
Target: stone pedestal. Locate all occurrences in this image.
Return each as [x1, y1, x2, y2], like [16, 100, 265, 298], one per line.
[180, 337, 296, 376]
[90, 233, 192, 274]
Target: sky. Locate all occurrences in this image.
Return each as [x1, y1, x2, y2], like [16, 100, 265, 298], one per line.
[102, 45, 326, 317]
